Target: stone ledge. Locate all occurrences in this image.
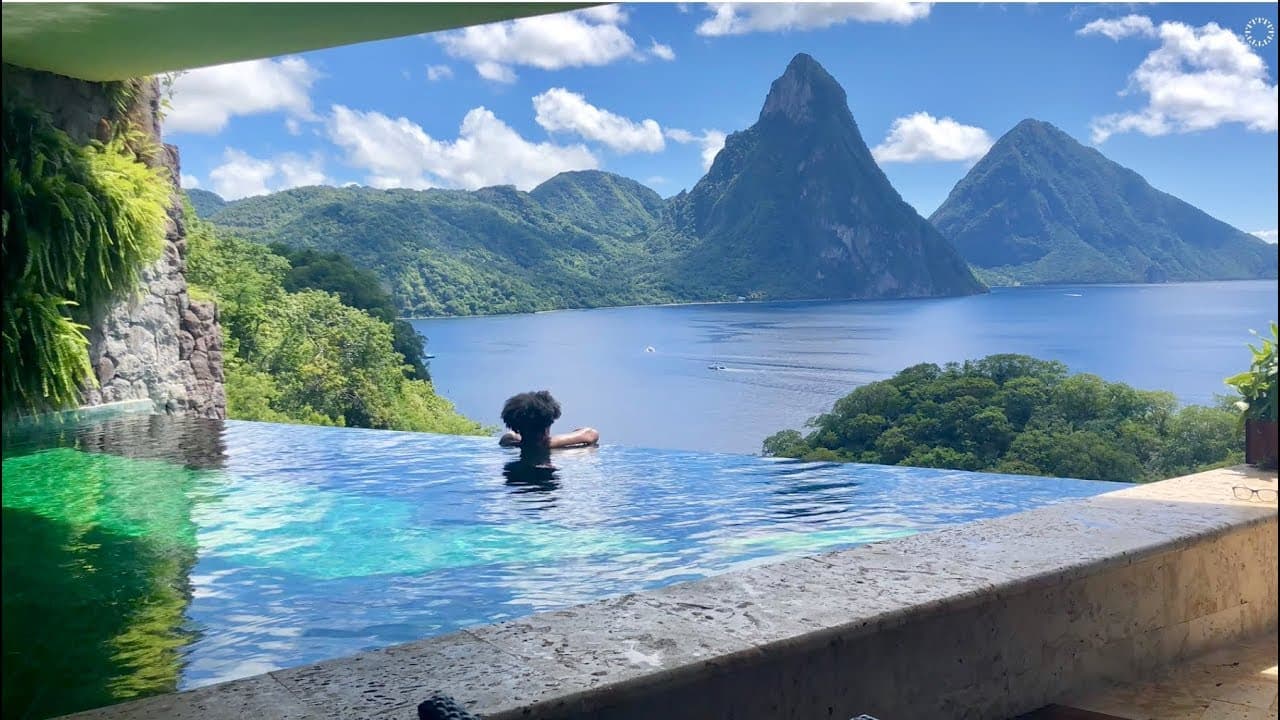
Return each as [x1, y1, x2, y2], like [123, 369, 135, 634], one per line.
[9, 398, 156, 429]
[62, 465, 1278, 720]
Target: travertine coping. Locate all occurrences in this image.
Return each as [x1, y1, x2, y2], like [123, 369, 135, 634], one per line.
[64, 465, 1278, 720]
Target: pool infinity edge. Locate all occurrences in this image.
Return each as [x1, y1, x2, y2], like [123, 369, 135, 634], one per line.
[62, 464, 1278, 720]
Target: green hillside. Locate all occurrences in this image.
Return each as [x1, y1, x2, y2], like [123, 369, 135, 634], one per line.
[931, 119, 1278, 285]
[195, 55, 988, 317]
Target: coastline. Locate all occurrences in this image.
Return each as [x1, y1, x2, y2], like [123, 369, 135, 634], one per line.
[403, 297, 842, 322]
[399, 278, 1277, 322]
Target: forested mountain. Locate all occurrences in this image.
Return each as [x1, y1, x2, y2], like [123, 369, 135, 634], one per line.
[185, 187, 226, 218]
[203, 181, 680, 316]
[528, 170, 666, 238]
[669, 53, 985, 299]
[930, 119, 1278, 286]
[195, 55, 985, 316]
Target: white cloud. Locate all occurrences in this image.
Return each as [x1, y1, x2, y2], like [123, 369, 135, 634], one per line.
[276, 154, 329, 189]
[696, 2, 931, 36]
[208, 149, 327, 200]
[438, 7, 637, 83]
[649, 39, 676, 61]
[646, 176, 668, 186]
[285, 117, 302, 136]
[1077, 14, 1156, 41]
[426, 64, 454, 81]
[476, 61, 517, 84]
[699, 130, 727, 170]
[871, 112, 994, 163]
[667, 128, 727, 170]
[533, 88, 664, 153]
[1252, 229, 1278, 244]
[166, 57, 319, 134]
[210, 151, 274, 199]
[181, 173, 200, 189]
[664, 128, 696, 144]
[327, 104, 597, 191]
[1082, 18, 1279, 143]
[577, 5, 627, 24]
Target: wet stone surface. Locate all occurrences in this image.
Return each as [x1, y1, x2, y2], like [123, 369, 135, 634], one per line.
[466, 593, 761, 694]
[63, 675, 317, 720]
[270, 630, 563, 718]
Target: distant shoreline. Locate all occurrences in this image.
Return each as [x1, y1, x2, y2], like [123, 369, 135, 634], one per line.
[403, 294, 934, 321]
[400, 278, 1277, 322]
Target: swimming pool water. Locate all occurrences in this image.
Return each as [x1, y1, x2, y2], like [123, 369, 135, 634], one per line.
[2, 413, 1114, 718]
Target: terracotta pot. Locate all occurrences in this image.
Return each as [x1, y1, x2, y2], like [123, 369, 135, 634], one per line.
[1245, 418, 1278, 469]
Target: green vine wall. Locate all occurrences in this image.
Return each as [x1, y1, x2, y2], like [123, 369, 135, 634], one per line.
[2, 86, 171, 414]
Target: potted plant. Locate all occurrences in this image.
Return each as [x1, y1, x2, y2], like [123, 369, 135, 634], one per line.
[1225, 322, 1278, 469]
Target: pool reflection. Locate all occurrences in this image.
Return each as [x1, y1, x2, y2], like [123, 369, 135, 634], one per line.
[503, 459, 561, 503]
[2, 413, 220, 719]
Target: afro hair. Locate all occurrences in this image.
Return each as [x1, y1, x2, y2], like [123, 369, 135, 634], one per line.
[501, 390, 562, 436]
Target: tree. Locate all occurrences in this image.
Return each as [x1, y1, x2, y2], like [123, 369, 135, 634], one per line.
[763, 354, 1242, 483]
[184, 203, 483, 435]
[268, 243, 433, 381]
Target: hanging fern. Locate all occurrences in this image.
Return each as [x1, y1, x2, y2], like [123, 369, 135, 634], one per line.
[2, 294, 92, 410]
[81, 132, 171, 302]
[103, 78, 146, 121]
[1, 92, 171, 415]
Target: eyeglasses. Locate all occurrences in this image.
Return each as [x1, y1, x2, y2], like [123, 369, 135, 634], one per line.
[1232, 486, 1278, 502]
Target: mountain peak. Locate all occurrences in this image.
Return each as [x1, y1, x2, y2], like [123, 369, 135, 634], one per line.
[759, 53, 848, 124]
[931, 118, 1277, 284]
[1011, 118, 1054, 132]
[785, 52, 822, 73]
[1001, 118, 1078, 147]
[679, 53, 985, 301]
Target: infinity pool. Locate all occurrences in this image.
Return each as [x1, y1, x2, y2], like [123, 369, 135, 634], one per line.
[2, 413, 1114, 718]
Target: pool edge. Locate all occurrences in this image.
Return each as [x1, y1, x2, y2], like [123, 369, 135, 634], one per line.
[6, 399, 155, 429]
[59, 465, 1278, 720]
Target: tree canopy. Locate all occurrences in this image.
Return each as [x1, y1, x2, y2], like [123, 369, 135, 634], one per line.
[184, 200, 483, 434]
[268, 244, 431, 381]
[763, 354, 1242, 482]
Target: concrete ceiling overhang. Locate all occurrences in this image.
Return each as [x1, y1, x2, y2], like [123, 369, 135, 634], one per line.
[2, 2, 592, 81]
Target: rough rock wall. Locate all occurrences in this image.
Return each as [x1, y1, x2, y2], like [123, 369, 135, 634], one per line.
[3, 65, 226, 418]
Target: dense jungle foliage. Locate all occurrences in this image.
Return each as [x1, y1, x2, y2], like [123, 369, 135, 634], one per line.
[763, 354, 1244, 482]
[184, 202, 483, 434]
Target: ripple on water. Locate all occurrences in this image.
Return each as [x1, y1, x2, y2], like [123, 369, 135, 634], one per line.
[2, 414, 1114, 698]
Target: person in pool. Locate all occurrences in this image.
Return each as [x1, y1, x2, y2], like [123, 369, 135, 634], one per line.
[498, 391, 599, 467]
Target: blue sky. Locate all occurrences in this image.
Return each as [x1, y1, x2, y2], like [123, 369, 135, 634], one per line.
[165, 2, 1279, 240]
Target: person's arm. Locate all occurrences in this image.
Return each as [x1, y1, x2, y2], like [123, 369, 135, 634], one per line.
[549, 427, 599, 449]
[499, 431, 521, 447]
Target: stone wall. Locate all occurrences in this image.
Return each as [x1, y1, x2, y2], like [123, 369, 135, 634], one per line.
[3, 65, 225, 418]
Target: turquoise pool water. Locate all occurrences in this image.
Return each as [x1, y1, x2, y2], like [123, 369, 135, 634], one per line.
[2, 413, 1114, 718]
